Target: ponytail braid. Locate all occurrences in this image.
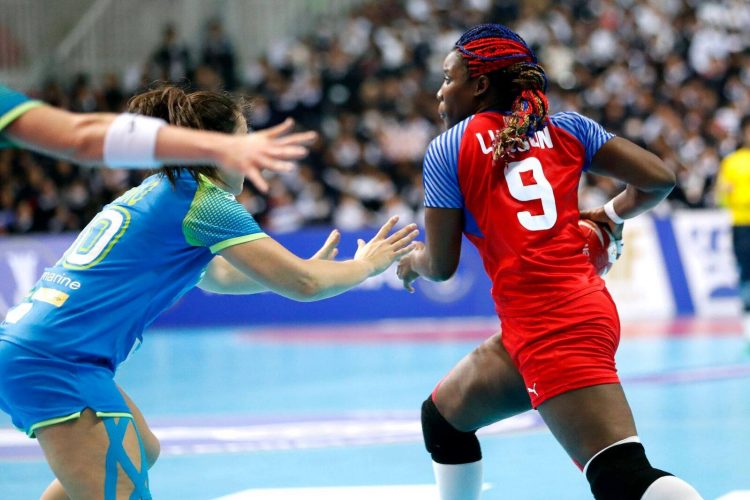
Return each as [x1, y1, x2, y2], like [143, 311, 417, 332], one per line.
[454, 24, 550, 160]
[493, 63, 549, 160]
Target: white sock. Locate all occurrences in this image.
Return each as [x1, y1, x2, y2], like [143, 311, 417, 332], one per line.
[641, 475, 703, 499]
[432, 460, 483, 500]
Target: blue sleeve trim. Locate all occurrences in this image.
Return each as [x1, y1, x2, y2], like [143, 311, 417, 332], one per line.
[550, 111, 614, 171]
[423, 117, 472, 208]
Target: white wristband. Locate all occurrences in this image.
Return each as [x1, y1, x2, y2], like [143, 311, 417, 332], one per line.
[603, 199, 625, 224]
[103, 113, 167, 168]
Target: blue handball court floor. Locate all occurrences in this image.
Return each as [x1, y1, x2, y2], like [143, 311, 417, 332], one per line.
[1, 317, 749, 499]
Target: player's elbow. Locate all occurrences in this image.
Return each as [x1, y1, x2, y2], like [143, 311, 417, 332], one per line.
[652, 165, 676, 193]
[287, 273, 325, 302]
[642, 156, 676, 194]
[431, 270, 456, 282]
[429, 263, 457, 282]
[68, 114, 108, 165]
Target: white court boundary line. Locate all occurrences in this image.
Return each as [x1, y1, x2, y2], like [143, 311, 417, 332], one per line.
[214, 483, 493, 500]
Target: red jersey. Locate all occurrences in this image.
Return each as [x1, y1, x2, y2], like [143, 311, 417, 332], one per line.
[422, 111, 615, 318]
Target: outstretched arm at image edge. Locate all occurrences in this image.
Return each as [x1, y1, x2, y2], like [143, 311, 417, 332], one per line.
[5, 106, 316, 192]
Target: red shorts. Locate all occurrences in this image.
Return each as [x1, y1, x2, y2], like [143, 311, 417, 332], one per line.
[500, 288, 621, 408]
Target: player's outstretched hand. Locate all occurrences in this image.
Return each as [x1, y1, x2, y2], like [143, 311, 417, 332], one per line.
[396, 242, 425, 293]
[217, 118, 318, 192]
[354, 216, 419, 276]
[309, 230, 341, 261]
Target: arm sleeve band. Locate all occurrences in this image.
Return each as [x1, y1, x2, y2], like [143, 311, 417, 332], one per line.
[103, 113, 167, 169]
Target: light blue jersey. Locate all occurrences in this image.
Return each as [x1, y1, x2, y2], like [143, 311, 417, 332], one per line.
[0, 84, 44, 148]
[0, 173, 267, 369]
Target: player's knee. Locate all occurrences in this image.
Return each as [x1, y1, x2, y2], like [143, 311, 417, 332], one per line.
[421, 395, 481, 464]
[585, 441, 682, 500]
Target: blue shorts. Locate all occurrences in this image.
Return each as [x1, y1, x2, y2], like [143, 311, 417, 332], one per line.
[0, 340, 132, 437]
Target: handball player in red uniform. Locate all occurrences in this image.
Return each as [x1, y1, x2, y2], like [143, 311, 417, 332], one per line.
[397, 24, 702, 500]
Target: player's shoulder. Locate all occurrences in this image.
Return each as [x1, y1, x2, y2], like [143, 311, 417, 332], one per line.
[427, 116, 474, 152]
[184, 174, 246, 219]
[548, 111, 601, 132]
[193, 174, 236, 202]
[548, 111, 614, 147]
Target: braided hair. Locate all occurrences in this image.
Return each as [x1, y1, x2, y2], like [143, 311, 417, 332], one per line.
[454, 24, 549, 159]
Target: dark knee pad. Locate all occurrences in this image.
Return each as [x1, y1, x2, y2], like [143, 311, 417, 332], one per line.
[585, 442, 672, 500]
[421, 395, 481, 464]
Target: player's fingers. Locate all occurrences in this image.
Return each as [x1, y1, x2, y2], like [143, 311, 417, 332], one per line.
[320, 230, 341, 258]
[263, 118, 295, 138]
[391, 229, 419, 251]
[374, 216, 399, 240]
[311, 230, 340, 260]
[395, 241, 418, 259]
[267, 144, 310, 161]
[396, 262, 406, 280]
[326, 229, 341, 247]
[611, 222, 624, 240]
[258, 157, 297, 173]
[275, 131, 318, 148]
[386, 223, 418, 244]
[357, 238, 365, 249]
[244, 167, 269, 193]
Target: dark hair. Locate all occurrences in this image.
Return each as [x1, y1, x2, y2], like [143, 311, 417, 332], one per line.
[454, 24, 549, 160]
[127, 85, 244, 185]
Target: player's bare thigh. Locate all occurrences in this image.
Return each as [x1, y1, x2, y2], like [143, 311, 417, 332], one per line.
[117, 386, 159, 467]
[39, 387, 158, 500]
[433, 332, 531, 432]
[537, 383, 638, 467]
[36, 409, 146, 499]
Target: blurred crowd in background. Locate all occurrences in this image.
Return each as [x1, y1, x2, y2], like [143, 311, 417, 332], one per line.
[1, 0, 749, 234]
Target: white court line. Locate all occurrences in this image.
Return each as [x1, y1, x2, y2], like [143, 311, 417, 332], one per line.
[213, 483, 492, 500]
[717, 492, 750, 500]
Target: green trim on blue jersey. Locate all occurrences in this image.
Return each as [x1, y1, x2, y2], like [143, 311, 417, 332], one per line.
[182, 174, 264, 249]
[0, 100, 43, 132]
[27, 411, 82, 437]
[0, 100, 44, 148]
[210, 232, 268, 254]
[26, 411, 134, 437]
[96, 412, 134, 420]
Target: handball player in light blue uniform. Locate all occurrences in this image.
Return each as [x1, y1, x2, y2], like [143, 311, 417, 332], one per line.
[0, 85, 419, 499]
